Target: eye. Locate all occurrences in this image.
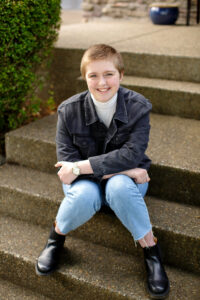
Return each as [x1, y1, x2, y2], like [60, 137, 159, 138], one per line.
[89, 74, 97, 78]
[105, 73, 114, 77]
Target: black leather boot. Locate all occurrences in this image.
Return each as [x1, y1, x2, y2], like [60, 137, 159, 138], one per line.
[143, 243, 170, 299]
[36, 224, 65, 276]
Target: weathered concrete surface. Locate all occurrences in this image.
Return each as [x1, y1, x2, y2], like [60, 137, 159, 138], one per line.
[50, 48, 83, 104]
[57, 20, 200, 58]
[122, 76, 200, 119]
[5, 113, 200, 204]
[5, 114, 58, 173]
[147, 114, 200, 172]
[0, 164, 63, 227]
[0, 164, 200, 274]
[50, 47, 200, 105]
[0, 216, 200, 300]
[2, 10, 200, 300]
[45, 13, 200, 104]
[0, 154, 5, 166]
[53, 19, 200, 83]
[0, 278, 51, 300]
[77, 76, 200, 119]
[6, 113, 200, 173]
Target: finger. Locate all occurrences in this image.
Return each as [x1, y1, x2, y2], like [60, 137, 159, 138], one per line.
[55, 162, 63, 168]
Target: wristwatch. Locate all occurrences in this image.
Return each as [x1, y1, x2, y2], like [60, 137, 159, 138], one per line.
[72, 162, 81, 176]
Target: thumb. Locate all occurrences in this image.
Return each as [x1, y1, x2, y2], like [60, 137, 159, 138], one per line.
[55, 161, 63, 168]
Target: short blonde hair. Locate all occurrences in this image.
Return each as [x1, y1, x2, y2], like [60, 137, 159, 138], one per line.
[80, 44, 124, 79]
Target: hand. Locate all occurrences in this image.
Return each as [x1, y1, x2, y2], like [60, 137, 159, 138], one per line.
[55, 161, 77, 185]
[102, 168, 150, 184]
[124, 168, 150, 184]
[102, 173, 114, 180]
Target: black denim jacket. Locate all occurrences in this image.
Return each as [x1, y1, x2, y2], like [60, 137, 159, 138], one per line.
[56, 86, 152, 181]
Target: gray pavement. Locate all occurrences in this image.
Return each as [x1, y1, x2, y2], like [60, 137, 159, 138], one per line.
[59, 10, 200, 57]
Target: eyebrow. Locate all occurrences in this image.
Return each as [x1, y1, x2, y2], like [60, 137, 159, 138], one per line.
[87, 70, 116, 75]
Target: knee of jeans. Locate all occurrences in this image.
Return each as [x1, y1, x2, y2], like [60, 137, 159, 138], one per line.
[106, 174, 135, 204]
[69, 180, 101, 212]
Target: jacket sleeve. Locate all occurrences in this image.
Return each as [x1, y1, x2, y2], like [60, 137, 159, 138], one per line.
[89, 112, 151, 177]
[56, 108, 82, 162]
[56, 107, 101, 182]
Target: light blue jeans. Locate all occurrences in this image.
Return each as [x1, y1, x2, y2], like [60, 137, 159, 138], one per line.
[56, 174, 152, 241]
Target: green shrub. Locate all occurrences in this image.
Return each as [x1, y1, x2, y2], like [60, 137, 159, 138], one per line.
[0, 0, 61, 138]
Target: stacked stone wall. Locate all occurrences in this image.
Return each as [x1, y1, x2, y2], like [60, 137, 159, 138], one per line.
[82, 0, 198, 24]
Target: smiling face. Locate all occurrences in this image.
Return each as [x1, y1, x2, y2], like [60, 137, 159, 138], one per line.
[85, 59, 123, 103]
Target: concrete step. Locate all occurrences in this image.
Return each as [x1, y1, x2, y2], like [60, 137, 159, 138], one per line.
[53, 22, 200, 84]
[0, 164, 200, 274]
[77, 76, 200, 120]
[0, 215, 200, 300]
[0, 278, 51, 300]
[122, 76, 200, 120]
[50, 47, 200, 104]
[5, 114, 200, 205]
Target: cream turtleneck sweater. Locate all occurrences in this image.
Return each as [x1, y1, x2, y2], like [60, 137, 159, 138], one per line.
[91, 93, 118, 128]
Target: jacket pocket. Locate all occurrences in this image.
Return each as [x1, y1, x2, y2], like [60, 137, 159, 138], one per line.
[73, 135, 96, 158]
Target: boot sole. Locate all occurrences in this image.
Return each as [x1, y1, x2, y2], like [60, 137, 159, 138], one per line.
[147, 283, 170, 299]
[35, 261, 57, 276]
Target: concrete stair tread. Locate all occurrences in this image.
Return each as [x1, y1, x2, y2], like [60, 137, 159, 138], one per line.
[0, 163, 63, 202]
[146, 196, 200, 239]
[0, 278, 51, 300]
[0, 163, 200, 275]
[122, 75, 200, 119]
[0, 215, 200, 300]
[5, 113, 57, 143]
[122, 76, 200, 94]
[6, 113, 200, 173]
[78, 76, 200, 119]
[147, 113, 200, 173]
[0, 164, 200, 239]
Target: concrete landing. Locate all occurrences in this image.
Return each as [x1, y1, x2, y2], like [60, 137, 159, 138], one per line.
[53, 11, 200, 84]
[58, 11, 200, 58]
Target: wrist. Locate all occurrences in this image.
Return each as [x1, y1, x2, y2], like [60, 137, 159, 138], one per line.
[76, 160, 93, 175]
[72, 162, 81, 176]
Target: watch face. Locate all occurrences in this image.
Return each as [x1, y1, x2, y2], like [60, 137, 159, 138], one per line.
[74, 168, 79, 175]
[73, 167, 80, 176]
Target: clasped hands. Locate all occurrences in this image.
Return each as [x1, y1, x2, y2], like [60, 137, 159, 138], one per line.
[55, 161, 150, 185]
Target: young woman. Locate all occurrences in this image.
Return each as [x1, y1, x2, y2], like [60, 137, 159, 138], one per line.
[36, 44, 170, 299]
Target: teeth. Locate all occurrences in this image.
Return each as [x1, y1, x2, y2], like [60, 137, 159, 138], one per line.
[98, 88, 109, 92]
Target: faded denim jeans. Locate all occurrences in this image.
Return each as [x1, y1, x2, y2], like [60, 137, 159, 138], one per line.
[56, 174, 152, 241]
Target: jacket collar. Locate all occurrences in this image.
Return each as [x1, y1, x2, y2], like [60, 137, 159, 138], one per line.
[114, 87, 128, 124]
[84, 87, 128, 126]
[84, 92, 99, 126]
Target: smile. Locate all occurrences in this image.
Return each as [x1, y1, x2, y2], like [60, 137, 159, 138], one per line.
[97, 88, 110, 92]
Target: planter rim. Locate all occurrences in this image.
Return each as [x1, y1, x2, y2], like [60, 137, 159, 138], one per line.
[149, 2, 180, 8]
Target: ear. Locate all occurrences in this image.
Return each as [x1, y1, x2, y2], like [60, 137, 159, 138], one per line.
[119, 71, 124, 82]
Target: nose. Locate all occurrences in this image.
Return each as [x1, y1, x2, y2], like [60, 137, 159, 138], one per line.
[99, 75, 106, 86]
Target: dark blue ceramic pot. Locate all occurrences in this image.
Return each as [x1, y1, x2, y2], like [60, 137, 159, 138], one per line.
[150, 6, 179, 25]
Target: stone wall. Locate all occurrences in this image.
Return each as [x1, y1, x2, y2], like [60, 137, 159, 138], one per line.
[82, 0, 198, 24]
